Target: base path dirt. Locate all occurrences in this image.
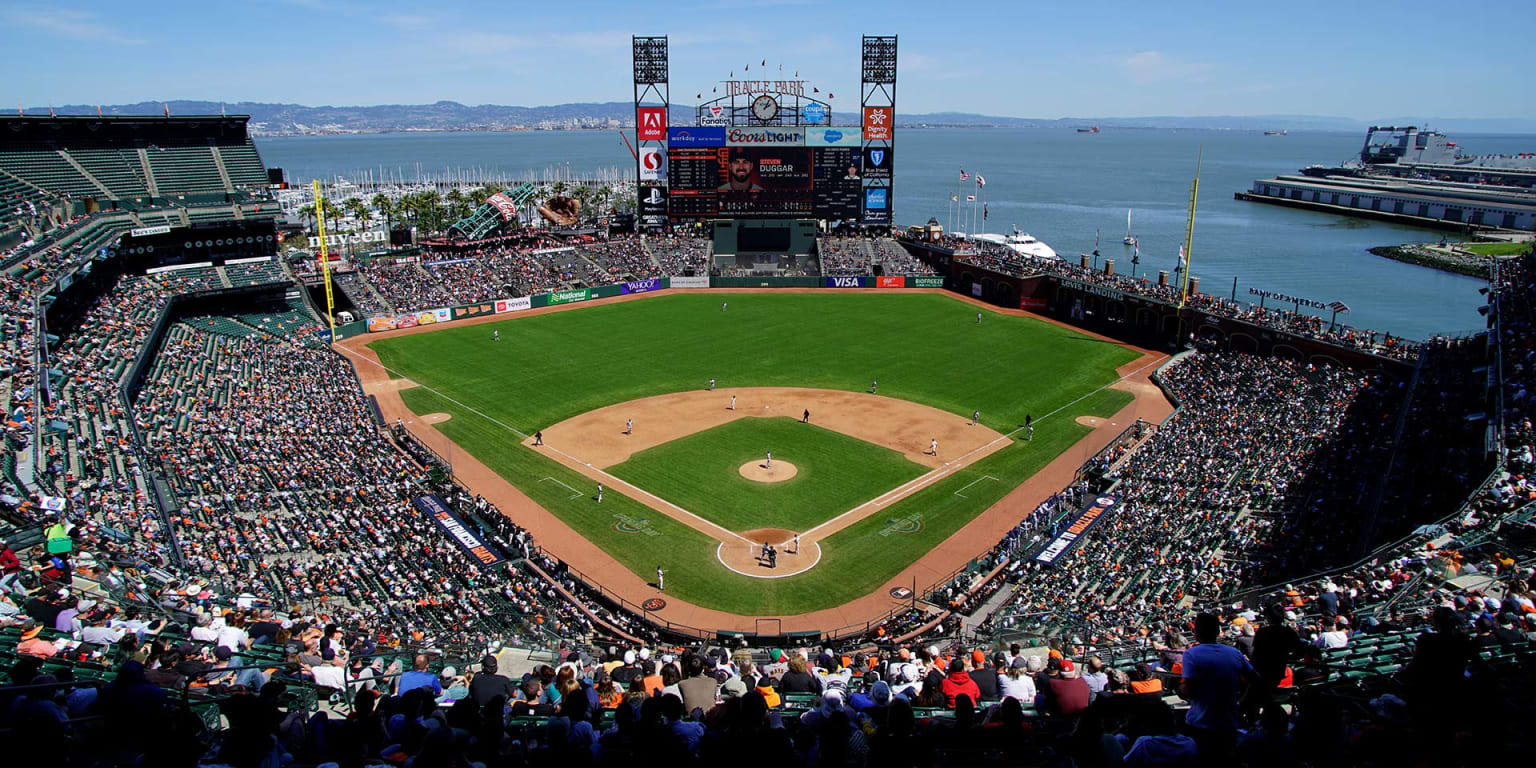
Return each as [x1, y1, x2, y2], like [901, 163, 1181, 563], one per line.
[335, 287, 1175, 636]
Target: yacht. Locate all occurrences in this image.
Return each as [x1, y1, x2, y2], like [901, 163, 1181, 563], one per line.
[971, 228, 1060, 260]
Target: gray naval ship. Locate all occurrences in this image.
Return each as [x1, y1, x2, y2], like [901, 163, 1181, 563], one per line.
[1304, 126, 1536, 186]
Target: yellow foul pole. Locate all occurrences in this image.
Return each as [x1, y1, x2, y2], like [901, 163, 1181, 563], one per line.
[312, 180, 336, 339]
[1179, 146, 1202, 309]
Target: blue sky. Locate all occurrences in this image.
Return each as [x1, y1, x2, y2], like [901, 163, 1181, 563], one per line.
[3, 0, 1531, 118]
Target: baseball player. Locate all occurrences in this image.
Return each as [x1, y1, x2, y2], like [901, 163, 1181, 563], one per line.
[722, 301, 728, 312]
[871, 379, 878, 395]
[976, 312, 982, 324]
[597, 483, 604, 503]
[656, 566, 665, 591]
[626, 418, 633, 435]
[973, 409, 980, 426]
[929, 438, 938, 456]
[792, 534, 800, 553]
[1027, 424, 1034, 441]
[709, 378, 716, 391]
[766, 451, 772, 468]
[533, 430, 543, 446]
[493, 329, 500, 341]
[730, 395, 737, 410]
[802, 409, 810, 423]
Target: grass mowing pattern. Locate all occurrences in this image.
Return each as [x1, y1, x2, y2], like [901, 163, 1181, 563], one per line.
[377, 293, 1139, 616]
[606, 418, 928, 532]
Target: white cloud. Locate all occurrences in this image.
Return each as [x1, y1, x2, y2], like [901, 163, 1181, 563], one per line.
[2, 6, 145, 44]
[1119, 50, 1211, 85]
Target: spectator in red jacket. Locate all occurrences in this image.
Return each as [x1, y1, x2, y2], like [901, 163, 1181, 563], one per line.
[0, 540, 21, 595]
[942, 654, 981, 707]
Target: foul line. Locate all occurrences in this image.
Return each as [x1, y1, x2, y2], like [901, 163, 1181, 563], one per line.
[539, 477, 584, 499]
[954, 475, 1001, 498]
[341, 348, 757, 547]
[799, 351, 1169, 541]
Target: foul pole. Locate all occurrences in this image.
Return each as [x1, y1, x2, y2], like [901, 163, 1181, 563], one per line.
[312, 180, 336, 339]
[1179, 146, 1201, 308]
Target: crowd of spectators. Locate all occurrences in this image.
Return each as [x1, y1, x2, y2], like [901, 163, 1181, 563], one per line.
[646, 236, 711, 275]
[817, 237, 872, 276]
[920, 234, 1422, 360]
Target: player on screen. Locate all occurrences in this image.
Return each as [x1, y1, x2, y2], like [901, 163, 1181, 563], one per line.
[719, 149, 764, 192]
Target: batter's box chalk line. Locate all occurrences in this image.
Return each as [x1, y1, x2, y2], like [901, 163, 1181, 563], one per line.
[539, 477, 584, 499]
[953, 475, 1001, 498]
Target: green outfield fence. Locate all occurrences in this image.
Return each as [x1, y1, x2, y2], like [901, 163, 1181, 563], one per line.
[330, 275, 949, 341]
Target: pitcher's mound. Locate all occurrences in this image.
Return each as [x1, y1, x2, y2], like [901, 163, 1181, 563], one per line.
[422, 413, 452, 424]
[739, 460, 798, 483]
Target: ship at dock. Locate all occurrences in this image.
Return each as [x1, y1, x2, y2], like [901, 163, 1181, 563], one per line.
[1301, 126, 1536, 187]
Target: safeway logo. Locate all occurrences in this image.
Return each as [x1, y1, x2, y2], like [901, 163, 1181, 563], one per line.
[637, 107, 666, 140]
[639, 148, 665, 180]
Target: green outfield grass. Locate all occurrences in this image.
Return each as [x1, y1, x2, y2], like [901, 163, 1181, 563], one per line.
[374, 292, 1141, 616]
[606, 417, 928, 532]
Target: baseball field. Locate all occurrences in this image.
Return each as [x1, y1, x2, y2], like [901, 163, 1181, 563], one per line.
[364, 291, 1143, 618]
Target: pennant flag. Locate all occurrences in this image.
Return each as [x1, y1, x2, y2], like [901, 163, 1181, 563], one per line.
[966, 194, 976, 202]
[812, 87, 819, 93]
[950, 194, 958, 202]
[696, 93, 702, 99]
[828, 93, 834, 98]
[163, 102, 170, 117]
[976, 175, 987, 188]
[761, 59, 766, 66]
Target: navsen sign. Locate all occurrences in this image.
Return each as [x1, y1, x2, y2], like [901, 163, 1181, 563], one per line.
[1034, 495, 1121, 566]
[413, 494, 505, 568]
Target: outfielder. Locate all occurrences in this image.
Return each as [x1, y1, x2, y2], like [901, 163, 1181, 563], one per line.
[493, 329, 499, 341]
[597, 483, 604, 502]
[709, 378, 716, 391]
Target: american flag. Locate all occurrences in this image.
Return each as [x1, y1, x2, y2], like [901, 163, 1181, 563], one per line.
[959, 170, 970, 181]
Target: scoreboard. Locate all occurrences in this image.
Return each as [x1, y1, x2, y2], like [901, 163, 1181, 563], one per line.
[665, 127, 865, 221]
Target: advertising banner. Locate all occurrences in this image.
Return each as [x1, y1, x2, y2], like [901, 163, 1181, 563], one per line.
[636, 107, 667, 141]
[701, 104, 730, 126]
[862, 146, 893, 180]
[806, 127, 862, 147]
[547, 288, 591, 306]
[433, 308, 452, 323]
[639, 147, 666, 181]
[495, 297, 532, 313]
[487, 193, 519, 222]
[413, 495, 505, 568]
[639, 185, 668, 223]
[825, 276, 867, 288]
[876, 276, 905, 288]
[667, 126, 726, 147]
[453, 303, 497, 320]
[802, 103, 827, 123]
[367, 316, 397, 332]
[913, 276, 945, 288]
[862, 187, 891, 225]
[669, 275, 710, 289]
[971, 283, 983, 297]
[1035, 495, 1121, 566]
[726, 127, 807, 146]
[416, 311, 437, 326]
[863, 106, 893, 140]
[129, 225, 173, 238]
[395, 313, 419, 329]
[621, 278, 663, 295]
[1019, 297, 1047, 310]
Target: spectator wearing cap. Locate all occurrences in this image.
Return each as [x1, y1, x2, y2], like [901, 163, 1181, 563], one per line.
[610, 649, 640, 687]
[999, 656, 1037, 703]
[941, 654, 981, 707]
[970, 650, 1002, 701]
[469, 653, 517, 708]
[1040, 657, 1090, 717]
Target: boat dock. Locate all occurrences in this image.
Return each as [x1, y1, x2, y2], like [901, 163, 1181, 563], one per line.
[1236, 174, 1536, 233]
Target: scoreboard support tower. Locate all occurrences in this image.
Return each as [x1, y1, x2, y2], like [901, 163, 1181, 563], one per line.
[633, 36, 669, 231]
[860, 35, 897, 230]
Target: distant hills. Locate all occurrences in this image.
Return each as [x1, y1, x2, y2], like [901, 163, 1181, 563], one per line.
[25, 100, 1536, 136]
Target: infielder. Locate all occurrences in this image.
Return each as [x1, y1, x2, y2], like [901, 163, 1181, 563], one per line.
[792, 534, 800, 553]
[766, 451, 772, 468]
[730, 395, 737, 410]
[802, 409, 810, 423]
[972, 409, 980, 426]
[929, 438, 938, 456]
[533, 430, 543, 446]
[656, 566, 665, 591]
[626, 418, 633, 435]
[709, 378, 716, 391]
[871, 379, 878, 395]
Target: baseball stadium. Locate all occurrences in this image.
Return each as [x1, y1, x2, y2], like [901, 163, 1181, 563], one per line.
[1, 31, 1534, 768]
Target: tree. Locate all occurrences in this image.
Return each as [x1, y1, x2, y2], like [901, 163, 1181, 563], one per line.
[371, 193, 393, 230]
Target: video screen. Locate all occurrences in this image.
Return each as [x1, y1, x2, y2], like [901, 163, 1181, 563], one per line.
[668, 147, 814, 218]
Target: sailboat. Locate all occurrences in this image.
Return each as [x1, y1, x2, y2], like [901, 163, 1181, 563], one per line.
[1123, 209, 1137, 246]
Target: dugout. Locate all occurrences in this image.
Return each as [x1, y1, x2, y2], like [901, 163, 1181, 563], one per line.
[711, 219, 817, 275]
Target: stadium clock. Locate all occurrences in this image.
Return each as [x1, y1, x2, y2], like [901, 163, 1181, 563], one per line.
[752, 95, 779, 121]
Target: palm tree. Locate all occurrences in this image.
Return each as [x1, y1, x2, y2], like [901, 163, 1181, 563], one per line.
[343, 198, 369, 228]
[371, 193, 393, 230]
